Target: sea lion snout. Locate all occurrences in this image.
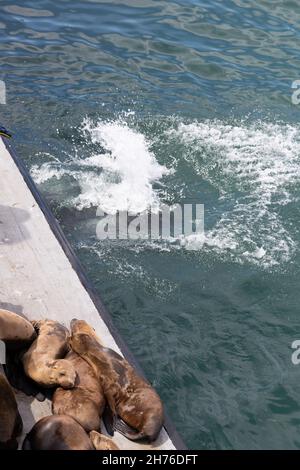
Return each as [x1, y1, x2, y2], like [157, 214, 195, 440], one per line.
[58, 366, 76, 389]
[51, 360, 77, 389]
[59, 376, 76, 389]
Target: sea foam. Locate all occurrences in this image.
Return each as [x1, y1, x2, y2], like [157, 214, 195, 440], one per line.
[171, 120, 300, 267]
[31, 119, 171, 214]
[31, 118, 300, 268]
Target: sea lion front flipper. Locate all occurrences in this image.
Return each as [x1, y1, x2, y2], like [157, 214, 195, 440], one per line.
[113, 418, 145, 441]
[102, 405, 116, 436]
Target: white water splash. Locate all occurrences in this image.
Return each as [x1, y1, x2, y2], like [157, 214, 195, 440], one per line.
[31, 165, 67, 184]
[31, 117, 300, 268]
[31, 120, 170, 214]
[171, 120, 300, 266]
[79, 119, 171, 213]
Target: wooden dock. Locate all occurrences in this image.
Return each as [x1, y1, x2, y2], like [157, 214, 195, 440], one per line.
[0, 136, 185, 450]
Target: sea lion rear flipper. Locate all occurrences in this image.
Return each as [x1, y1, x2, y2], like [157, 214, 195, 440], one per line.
[113, 418, 145, 441]
[102, 405, 116, 436]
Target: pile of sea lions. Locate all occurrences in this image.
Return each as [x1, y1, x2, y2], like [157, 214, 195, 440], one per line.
[0, 309, 164, 450]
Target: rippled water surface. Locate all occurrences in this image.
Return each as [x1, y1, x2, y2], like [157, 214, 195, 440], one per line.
[1, 0, 300, 449]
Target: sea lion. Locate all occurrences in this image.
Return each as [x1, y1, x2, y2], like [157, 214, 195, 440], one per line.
[70, 320, 164, 442]
[0, 372, 22, 449]
[22, 320, 76, 389]
[1, 311, 44, 399]
[22, 415, 93, 450]
[52, 350, 106, 432]
[0, 309, 36, 349]
[90, 431, 119, 450]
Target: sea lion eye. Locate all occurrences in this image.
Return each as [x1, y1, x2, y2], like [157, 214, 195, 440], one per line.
[59, 371, 66, 377]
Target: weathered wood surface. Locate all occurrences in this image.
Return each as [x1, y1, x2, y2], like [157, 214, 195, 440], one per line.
[0, 138, 176, 450]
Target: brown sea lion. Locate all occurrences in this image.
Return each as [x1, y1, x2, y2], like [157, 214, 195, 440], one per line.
[90, 431, 119, 450]
[22, 320, 76, 389]
[52, 350, 106, 432]
[22, 415, 94, 450]
[70, 320, 164, 443]
[1, 311, 43, 400]
[0, 309, 36, 349]
[0, 372, 22, 449]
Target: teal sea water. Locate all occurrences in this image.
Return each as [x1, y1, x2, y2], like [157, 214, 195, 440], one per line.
[1, 0, 300, 449]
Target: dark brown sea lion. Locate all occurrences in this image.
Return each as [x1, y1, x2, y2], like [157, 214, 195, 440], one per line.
[0, 372, 22, 449]
[90, 431, 119, 450]
[22, 415, 94, 450]
[70, 320, 164, 442]
[22, 320, 76, 389]
[52, 350, 106, 432]
[0, 309, 36, 349]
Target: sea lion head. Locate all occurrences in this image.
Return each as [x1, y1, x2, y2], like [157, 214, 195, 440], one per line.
[49, 359, 76, 389]
[70, 319, 101, 356]
[70, 319, 98, 338]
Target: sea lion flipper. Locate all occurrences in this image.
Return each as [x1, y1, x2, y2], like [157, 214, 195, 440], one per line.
[113, 418, 145, 441]
[103, 409, 144, 442]
[102, 405, 116, 436]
